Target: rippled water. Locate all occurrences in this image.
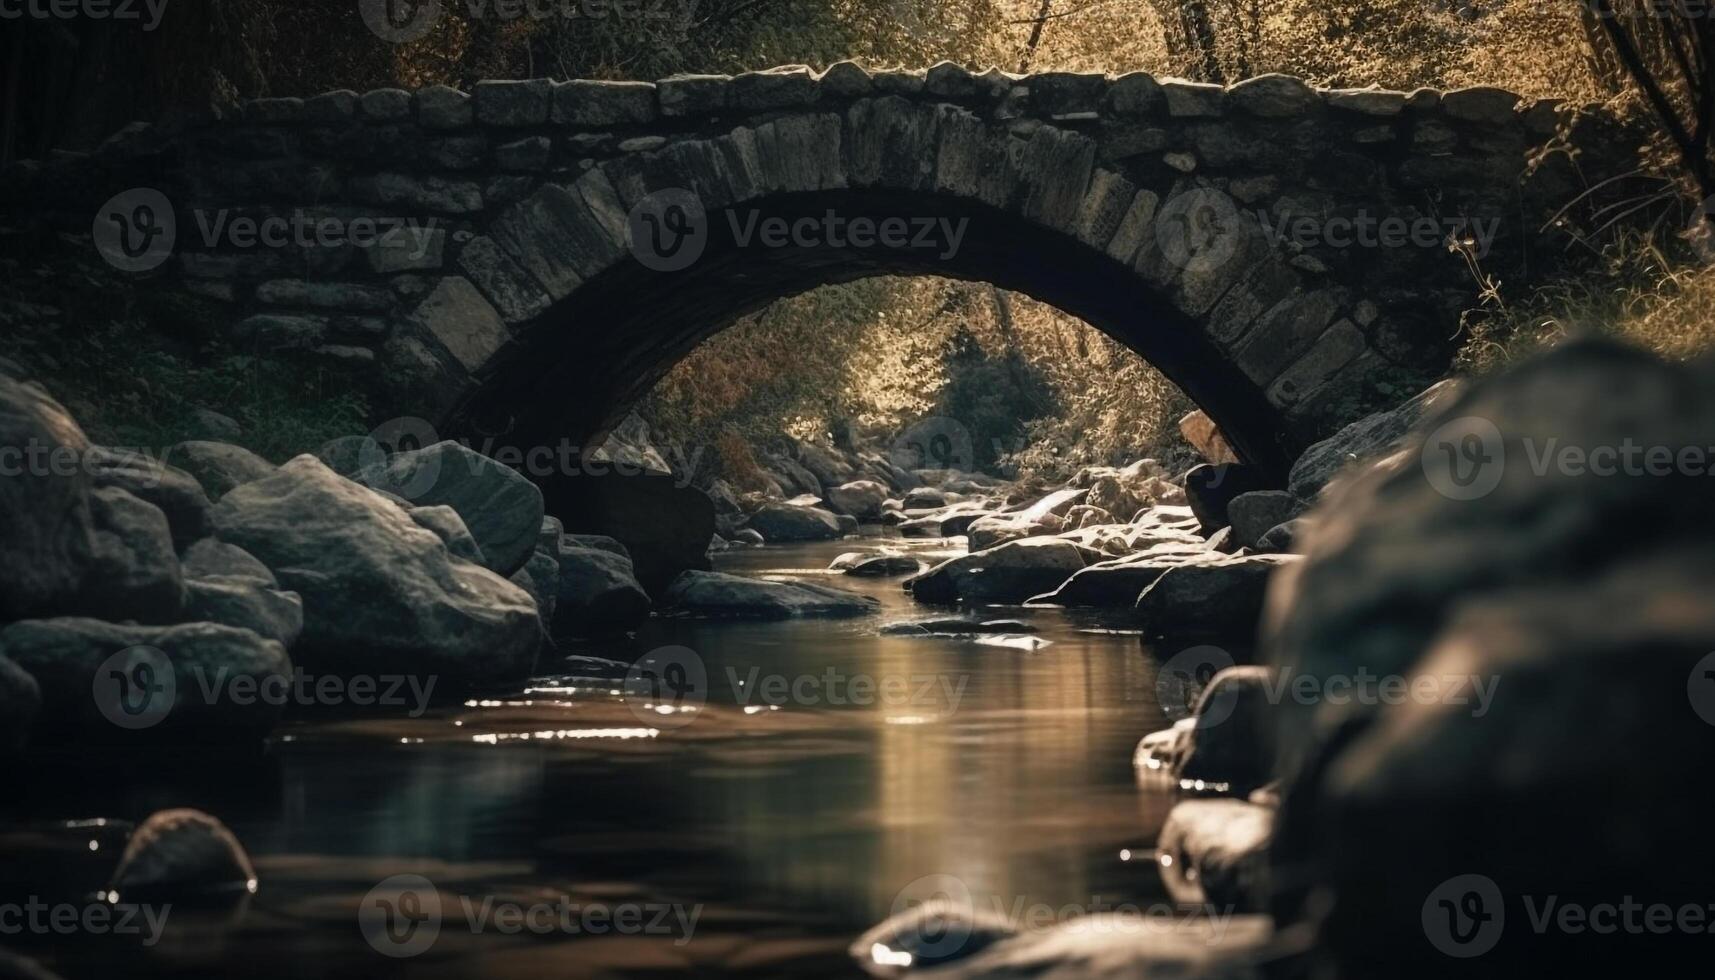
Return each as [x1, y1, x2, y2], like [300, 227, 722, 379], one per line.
[3, 532, 1202, 979]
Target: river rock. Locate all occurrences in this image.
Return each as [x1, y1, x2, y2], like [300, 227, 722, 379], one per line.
[663, 570, 880, 619]
[1177, 666, 1277, 794]
[360, 440, 544, 576]
[1226, 491, 1303, 550]
[168, 441, 277, 501]
[902, 486, 951, 510]
[880, 618, 1038, 636]
[553, 544, 651, 638]
[562, 533, 628, 558]
[537, 515, 564, 553]
[0, 373, 95, 621]
[1157, 799, 1274, 913]
[1182, 463, 1270, 535]
[747, 502, 843, 542]
[183, 578, 304, 649]
[732, 528, 764, 546]
[768, 453, 823, 496]
[1029, 547, 1223, 606]
[1286, 377, 1462, 500]
[908, 538, 1089, 605]
[108, 809, 257, 901]
[827, 480, 888, 519]
[1135, 554, 1298, 637]
[1254, 519, 1301, 553]
[85, 447, 213, 549]
[409, 505, 486, 564]
[180, 538, 275, 585]
[509, 550, 560, 636]
[0, 656, 41, 754]
[543, 468, 714, 595]
[846, 554, 926, 577]
[0, 618, 291, 736]
[1085, 459, 1172, 521]
[80, 487, 186, 624]
[211, 456, 540, 686]
[1264, 341, 1715, 977]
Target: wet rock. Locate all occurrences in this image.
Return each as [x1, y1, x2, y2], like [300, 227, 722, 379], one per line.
[835, 513, 860, 536]
[828, 479, 889, 519]
[907, 538, 1089, 605]
[80, 487, 186, 624]
[0, 618, 291, 736]
[510, 550, 560, 635]
[108, 809, 256, 901]
[183, 578, 304, 649]
[1226, 491, 1303, 550]
[360, 440, 544, 576]
[1158, 799, 1274, 913]
[902, 486, 952, 510]
[211, 456, 540, 686]
[1182, 463, 1270, 534]
[1265, 342, 1715, 977]
[663, 570, 879, 620]
[846, 554, 926, 577]
[880, 618, 1038, 636]
[732, 528, 765, 546]
[408, 505, 486, 565]
[0, 374, 95, 621]
[168, 441, 276, 501]
[0, 656, 41, 754]
[901, 502, 993, 539]
[747, 502, 844, 542]
[1133, 718, 1194, 775]
[1135, 555, 1298, 637]
[1030, 547, 1222, 607]
[1286, 377, 1461, 500]
[553, 545, 651, 638]
[1178, 666, 1277, 795]
[86, 447, 213, 549]
[850, 898, 1015, 977]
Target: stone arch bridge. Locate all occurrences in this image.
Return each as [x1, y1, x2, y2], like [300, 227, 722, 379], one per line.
[16, 63, 1624, 477]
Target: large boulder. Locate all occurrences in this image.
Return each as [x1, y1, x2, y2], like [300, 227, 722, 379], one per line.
[747, 502, 844, 542]
[907, 538, 1089, 605]
[1177, 666, 1278, 795]
[85, 447, 213, 550]
[0, 618, 291, 737]
[0, 374, 96, 621]
[1157, 799, 1274, 913]
[360, 440, 545, 577]
[793, 441, 855, 488]
[1286, 377, 1462, 501]
[510, 550, 561, 638]
[167, 441, 277, 501]
[183, 577, 304, 650]
[211, 456, 540, 686]
[1265, 341, 1715, 978]
[553, 544, 651, 638]
[663, 571, 879, 620]
[408, 505, 486, 565]
[0, 655, 41, 754]
[107, 809, 257, 901]
[1135, 554, 1298, 637]
[543, 469, 714, 596]
[180, 538, 275, 585]
[79, 487, 186, 624]
[826, 480, 888, 520]
[1226, 491, 1304, 550]
[1182, 463, 1270, 535]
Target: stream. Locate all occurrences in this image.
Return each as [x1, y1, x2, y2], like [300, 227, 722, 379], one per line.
[2, 530, 1207, 978]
